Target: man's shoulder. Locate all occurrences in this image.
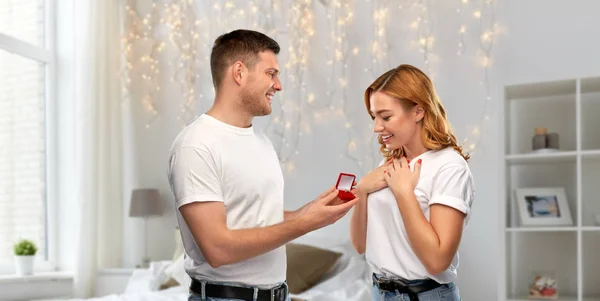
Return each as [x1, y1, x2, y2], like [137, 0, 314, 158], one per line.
[170, 117, 220, 154]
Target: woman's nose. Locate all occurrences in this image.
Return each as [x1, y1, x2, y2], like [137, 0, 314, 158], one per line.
[373, 121, 383, 133]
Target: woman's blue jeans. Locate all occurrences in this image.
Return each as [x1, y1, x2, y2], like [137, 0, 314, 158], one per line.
[372, 274, 461, 301]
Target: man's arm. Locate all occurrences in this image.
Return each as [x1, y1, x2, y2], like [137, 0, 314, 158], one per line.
[283, 204, 310, 221]
[180, 189, 358, 268]
[283, 186, 337, 221]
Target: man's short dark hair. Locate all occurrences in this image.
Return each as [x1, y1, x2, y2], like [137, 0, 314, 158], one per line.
[210, 29, 280, 89]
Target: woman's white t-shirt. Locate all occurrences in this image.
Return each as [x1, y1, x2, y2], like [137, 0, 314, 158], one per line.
[365, 147, 475, 284]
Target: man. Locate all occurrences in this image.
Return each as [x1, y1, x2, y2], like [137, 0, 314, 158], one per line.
[167, 29, 359, 301]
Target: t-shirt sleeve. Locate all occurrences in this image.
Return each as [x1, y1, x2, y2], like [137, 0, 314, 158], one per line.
[168, 146, 223, 209]
[429, 165, 475, 220]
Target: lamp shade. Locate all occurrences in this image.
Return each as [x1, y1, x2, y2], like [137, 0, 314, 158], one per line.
[129, 188, 162, 217]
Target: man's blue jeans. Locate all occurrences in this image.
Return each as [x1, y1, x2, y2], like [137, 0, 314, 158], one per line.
[188, 280, 291, 301]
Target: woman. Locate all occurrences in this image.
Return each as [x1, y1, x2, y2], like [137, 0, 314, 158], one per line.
[350, 64, 475, 301]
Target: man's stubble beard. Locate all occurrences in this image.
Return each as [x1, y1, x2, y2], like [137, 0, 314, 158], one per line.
[240, 85, 271, 117]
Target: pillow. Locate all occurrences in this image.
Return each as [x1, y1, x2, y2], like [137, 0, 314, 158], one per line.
[159, 277, 180, 290]
[285, 243, 342, 294]
[158, 252, 191, 290]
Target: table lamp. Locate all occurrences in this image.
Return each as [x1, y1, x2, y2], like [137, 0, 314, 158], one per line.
[129, 188, 162, 268]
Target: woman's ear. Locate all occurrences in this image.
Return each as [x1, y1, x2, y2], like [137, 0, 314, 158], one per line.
[415, 105, 425, 123]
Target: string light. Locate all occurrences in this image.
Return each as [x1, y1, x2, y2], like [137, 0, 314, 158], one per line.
[457, 0, 469, 56]
[164, 0, 203, 125]
[461, 0, 497, 156]
[265, 0, 314, 170]
[122, 1, 162, 128]
[121, 0, 498, 174]
[414, 0, 435, 79]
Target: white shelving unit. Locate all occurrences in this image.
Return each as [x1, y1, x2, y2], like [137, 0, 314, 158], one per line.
[500, 76, 600, 301]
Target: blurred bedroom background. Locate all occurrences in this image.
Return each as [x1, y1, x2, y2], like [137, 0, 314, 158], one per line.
[1, 0, 599, 300]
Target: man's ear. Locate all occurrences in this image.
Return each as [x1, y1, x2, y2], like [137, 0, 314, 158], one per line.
[232, 61, 245, 85]
[415, 105, 425, 123]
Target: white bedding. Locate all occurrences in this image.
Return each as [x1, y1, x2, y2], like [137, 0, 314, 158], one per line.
[46, 289, 188, 301]
[288, 239, 372, 301]
[47, 238, 372, 301]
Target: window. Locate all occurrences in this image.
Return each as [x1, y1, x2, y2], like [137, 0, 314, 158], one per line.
[0, 0, 55, 273]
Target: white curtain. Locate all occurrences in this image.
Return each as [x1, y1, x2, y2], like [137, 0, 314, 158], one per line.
[72, 0, 124, 297]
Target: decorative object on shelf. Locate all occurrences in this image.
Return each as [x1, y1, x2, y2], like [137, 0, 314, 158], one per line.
[528, 273, 558, 300]
[546, 132, 559, 149]
[13, 239, 38, 276]
[531, 127, 560, 153]
[532, 127, 548, 150]
[514, 187, 573, 226]
[129, 188, 163, 268]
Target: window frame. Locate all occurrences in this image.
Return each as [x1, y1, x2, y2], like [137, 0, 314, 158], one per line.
[0, 0, 58, 274]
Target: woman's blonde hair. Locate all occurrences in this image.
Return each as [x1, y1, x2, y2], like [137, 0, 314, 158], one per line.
[364, 64, 470, 162]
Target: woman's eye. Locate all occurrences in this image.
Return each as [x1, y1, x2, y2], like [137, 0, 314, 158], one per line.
[382, 116, 391, 121]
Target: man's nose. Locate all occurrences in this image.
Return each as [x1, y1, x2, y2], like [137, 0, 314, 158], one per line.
[273, 77, 282, 91]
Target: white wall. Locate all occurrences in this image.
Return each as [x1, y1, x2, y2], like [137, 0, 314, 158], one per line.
[0, 276, 73, 300]
[118, 1, 502, 300]
[114, 0, 600, 300]
[502, 0, 600, 85]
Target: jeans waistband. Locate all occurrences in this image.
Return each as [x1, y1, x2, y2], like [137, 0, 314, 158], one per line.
[190, 278, 288, 301]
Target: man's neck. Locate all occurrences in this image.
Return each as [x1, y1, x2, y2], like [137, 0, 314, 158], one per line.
[207, 94, 253, 128]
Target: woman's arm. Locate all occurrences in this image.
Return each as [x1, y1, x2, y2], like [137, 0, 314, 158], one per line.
[351, 165, 388, 254]
[350, 190, 369, 254]
[393, 190, 465, 275]
[384, 158, 473, 275]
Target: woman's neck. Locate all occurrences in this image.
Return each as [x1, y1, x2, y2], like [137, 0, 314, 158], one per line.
[402, 141, 429, 161]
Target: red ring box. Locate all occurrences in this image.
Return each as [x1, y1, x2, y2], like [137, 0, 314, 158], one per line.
[336, 173, 356, 201]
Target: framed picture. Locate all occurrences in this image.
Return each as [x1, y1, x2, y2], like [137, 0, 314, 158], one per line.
[514, 187, 573, 226]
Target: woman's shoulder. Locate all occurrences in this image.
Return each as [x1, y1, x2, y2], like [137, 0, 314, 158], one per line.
[429, 147, 470, 171]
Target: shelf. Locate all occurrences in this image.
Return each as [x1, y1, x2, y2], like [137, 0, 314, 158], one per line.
[582, 227, 600, 232]
[506, 227, 578, 232]
[581, 87, 600, 150]
[582, 159, 600, 226]
[508, 297, 600, 301]
[503, 76, 600, 301]
[506, 151, 577, 164]
[582, 150, 600, 160]
[583, 232, 600, 299]
[505, 79, 576, 100]
[581, 76, 600, 93]
[506, 95, 576, 154]
[508, 297, 575, 301]
[505, 227, 600, 232]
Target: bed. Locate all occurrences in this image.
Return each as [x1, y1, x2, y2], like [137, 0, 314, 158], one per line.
[46, 235, 372, 301]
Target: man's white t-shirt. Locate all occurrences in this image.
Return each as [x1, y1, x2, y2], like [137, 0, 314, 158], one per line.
[365, 147, 475, 284]
[167, 114, 286, 288]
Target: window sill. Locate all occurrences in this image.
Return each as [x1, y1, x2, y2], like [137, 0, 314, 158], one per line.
[0, 271, 73, 284]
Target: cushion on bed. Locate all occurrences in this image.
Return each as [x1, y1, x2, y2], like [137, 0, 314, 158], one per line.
[159, 253, 190, 289]
[285, 243, 342, 294]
